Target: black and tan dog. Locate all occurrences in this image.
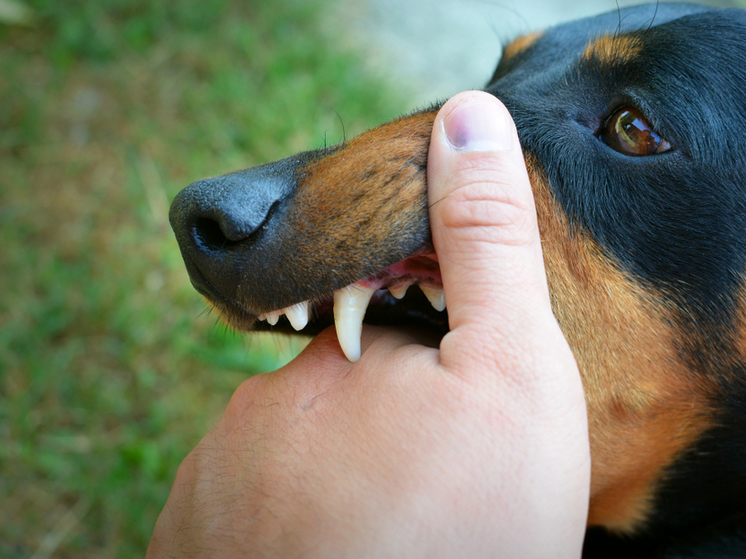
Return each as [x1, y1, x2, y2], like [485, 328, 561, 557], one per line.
[169, 3, 746, 557]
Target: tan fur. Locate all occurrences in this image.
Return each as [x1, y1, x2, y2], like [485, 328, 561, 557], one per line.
[503, 32, 544, 60]
[582, 35, 642, 67]
[292, 112, 436, 246]
[280, 111, 438, 293]
[528, 159, 716, 532]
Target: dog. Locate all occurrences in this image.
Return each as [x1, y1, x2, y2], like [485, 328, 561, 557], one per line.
[168, 3, 746, 556]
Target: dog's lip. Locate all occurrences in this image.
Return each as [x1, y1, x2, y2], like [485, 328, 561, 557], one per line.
[182, 257, 255, 320]
[182, 256, 226, 302]
[256, 248, 444, 321]
[249, 244, 441, 314]
[187, 243, 445, 315]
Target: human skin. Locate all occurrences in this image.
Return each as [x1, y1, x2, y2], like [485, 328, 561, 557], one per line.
[147, 91, 591, 559]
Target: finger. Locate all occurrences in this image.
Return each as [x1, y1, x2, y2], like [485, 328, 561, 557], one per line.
[427, 91, 556, 366]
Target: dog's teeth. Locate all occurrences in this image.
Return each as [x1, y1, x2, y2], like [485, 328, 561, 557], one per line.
[388, 284, 409, 299]
[285, 301, 310, 331]
[420, 286, 446, 312]
[266, 310, 283, 325]
[257, 313, 267, 322]
[333, 285, 375, 362]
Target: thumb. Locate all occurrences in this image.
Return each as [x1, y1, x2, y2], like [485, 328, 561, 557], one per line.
[427, 91, 555, 366]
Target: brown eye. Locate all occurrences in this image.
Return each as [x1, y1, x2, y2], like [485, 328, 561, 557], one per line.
[600, 107, 671, 156]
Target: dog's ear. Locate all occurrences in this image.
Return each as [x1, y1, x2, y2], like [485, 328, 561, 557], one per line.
[488, 31, 544, 85]
[501, 31, 544, 63]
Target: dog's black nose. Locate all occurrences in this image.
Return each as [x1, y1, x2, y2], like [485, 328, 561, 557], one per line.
[168, 156, 305, 302]
[170, 162, 296, 253]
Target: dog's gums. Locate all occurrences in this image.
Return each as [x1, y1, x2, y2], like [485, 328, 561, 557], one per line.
[256, 253, 445, 361]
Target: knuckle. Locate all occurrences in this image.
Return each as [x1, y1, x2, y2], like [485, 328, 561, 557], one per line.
[231, 374, 266, 409]
[435, 184, 536, 245]
[217, 374, 270, 434]
[432, 158, 535, 234]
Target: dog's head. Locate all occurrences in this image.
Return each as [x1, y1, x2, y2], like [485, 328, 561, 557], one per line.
[170, 2, 746, 546]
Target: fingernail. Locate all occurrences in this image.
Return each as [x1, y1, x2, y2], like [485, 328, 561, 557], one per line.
[444, 99, 514, 152]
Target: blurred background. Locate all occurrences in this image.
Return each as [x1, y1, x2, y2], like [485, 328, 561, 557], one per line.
[2, 0, 744, 556]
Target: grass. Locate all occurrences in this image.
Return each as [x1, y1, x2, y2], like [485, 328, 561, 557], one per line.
[0, 0, 408, 556]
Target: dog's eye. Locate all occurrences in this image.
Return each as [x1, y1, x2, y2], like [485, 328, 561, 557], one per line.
[600, 107, 671, 156]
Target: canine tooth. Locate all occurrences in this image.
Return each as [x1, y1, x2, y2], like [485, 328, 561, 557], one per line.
[420, 286, 446, 312]
[285, 301, 310, 331]
[333, 285, 375, 362]
[266, 310, 282, 325]
[388, 284, 409, 299]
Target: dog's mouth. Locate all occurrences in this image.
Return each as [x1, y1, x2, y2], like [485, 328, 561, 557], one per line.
[248, 248, 446, 361]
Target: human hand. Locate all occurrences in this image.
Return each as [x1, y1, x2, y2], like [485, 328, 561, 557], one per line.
[147, 91, 590, 559]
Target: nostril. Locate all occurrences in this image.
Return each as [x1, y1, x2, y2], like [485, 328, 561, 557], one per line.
[189, 199, 281, 252]
[171, 165, 294, 254]
[192, 218, 238, 251]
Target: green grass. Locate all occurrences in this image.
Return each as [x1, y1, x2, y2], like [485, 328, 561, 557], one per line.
[0, 1, 408, 556]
